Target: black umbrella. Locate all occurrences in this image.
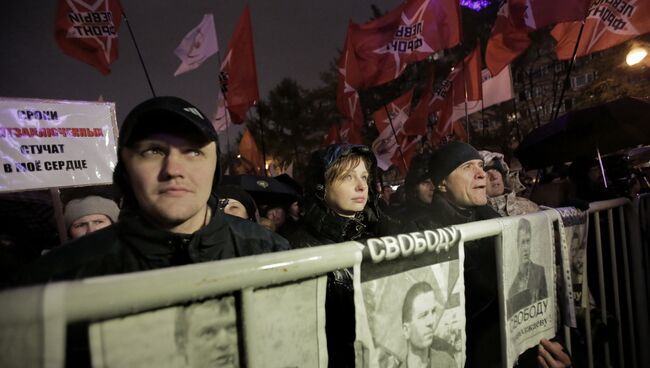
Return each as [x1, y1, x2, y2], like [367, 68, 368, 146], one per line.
[515, 97, 650, 169]
[219, 175, 298, 207]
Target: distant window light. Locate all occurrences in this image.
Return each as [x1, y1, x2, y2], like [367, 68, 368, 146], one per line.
[460, 0, 492, 11]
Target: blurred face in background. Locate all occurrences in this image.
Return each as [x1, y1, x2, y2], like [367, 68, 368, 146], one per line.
[416, 179, 435, 204]
[69, 214, 112, 239]
[486, 169, 505, 197]
[223, 199, 248, 220]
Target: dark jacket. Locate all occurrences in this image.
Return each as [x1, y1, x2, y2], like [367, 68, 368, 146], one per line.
[15, 200, 290, 285]
[395, 198, 442, 232]
[13, 199, 290, 368]
[288, 144, 400, 368]
[418, 194, 502, 368]
[288, 196, 399, 368]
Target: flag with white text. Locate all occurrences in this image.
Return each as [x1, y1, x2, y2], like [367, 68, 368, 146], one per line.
[348, 0, 461, 88]
[55, 0, 123, 75]
[552, 0, 650, 59]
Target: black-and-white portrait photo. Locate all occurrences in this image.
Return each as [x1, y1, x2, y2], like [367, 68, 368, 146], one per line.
[354, 234, 464, 368]
[89, 295, 239, 368]
[398, 281, 458, 368]
[566, 216, 589, 308]
[507, 218, 548, 318]
[499, 213, 556, 368]
[175, 298, 239, 368]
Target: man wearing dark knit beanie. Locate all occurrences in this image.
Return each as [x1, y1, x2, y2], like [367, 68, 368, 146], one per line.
[412, 141, 571, 368]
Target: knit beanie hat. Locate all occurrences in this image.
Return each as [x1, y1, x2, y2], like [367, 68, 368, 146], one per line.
[64, 196, 120, 229]
[429, 141, 482, 185]
[216, 185, 259, 222]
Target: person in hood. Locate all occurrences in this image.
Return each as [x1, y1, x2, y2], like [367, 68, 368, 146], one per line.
[216, 184, 259, 222]
[287, 144, 400, 368]
[15, 96, 289, 286]
[479, 150, 540, 217]
[396, 151, 441, 231]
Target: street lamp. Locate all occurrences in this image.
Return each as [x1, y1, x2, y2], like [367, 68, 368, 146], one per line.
[626, 47, 647, 66]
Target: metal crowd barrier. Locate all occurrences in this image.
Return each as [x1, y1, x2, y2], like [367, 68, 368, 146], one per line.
[578, 195, 650, 368]
[0, 197, 648, 368]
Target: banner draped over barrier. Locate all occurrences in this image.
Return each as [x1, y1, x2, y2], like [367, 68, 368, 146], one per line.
[498, 212, 557, 367]
[354, 228, 466, 368]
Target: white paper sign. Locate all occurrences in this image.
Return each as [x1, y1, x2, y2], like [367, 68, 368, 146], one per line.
[0, 98, 118, 193]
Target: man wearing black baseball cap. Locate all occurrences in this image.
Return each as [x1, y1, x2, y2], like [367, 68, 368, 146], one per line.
[16, 96, 289, 285]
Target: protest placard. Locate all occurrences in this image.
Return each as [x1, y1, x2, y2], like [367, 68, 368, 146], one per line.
[0, 98, 117, 193]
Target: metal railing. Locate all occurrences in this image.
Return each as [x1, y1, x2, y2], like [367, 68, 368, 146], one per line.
[1, 196, 648, 368]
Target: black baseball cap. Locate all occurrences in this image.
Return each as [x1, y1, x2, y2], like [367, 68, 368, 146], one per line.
[118, 96, 219, 148]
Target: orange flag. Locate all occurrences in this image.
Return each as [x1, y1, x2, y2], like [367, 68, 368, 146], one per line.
[220, 5, 259, 123]
[239, 128, 264, 175]
[55, 0, 123, 74]
[553, 0, 650, 59]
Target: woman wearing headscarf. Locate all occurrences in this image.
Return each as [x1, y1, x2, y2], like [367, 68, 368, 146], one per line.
[288, 144, 399, 367]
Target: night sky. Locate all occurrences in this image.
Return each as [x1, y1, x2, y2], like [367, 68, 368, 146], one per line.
[0, 0, 400, 128]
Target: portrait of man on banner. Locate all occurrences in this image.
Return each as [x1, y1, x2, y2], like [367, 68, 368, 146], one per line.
[175, 297, 239, 368]
[356, 260, 464, 368]
[507, 218, 548, 318]
[89, 295, 240, 368]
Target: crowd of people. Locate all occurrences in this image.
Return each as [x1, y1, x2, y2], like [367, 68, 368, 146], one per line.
[6, 95, 646, 367]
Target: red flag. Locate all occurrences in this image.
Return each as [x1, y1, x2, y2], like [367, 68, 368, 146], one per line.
[553, 0, 650, 60]
[323, 124, 340, 146]
[339, 119, 364, 145]
[406, 46, 482, 140]
[486, 0, 589, 75]
[221, 5, 259, 124]
[449, 45, 483, 122]
[392, 135, 421, 176]
[371, 90, 414, 171]
[348, 0, 461, 87]
[336, 26, 365, 130]
[55, 0, 123, 75]
[239, 128, 264, 175]
[403, 68, 435, 136]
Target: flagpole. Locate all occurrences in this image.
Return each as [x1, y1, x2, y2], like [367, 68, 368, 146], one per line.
[551, 20, 586, 120]
[383, 104, 409, 174]
[121, 11, 156, 97]
[480, 96, 486, 136]
[256, 104, 268, 177]
[461, 57, 470, 144]
[216, 49, 233, 163]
